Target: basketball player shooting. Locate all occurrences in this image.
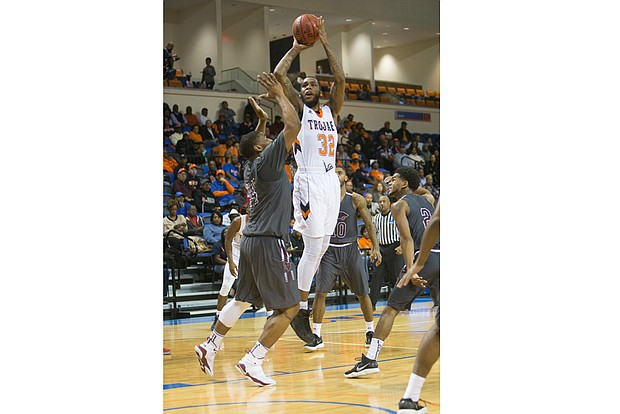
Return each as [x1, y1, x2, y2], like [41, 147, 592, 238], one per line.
[274, 15, 346, 342]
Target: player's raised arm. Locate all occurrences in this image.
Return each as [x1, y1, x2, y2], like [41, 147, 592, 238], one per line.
[256, 72, 301, 150]
[273, 38, 310, 113]
[315, 16, 345, 116]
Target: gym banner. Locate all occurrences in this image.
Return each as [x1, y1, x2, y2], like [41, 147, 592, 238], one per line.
[395, 111, 431, 122]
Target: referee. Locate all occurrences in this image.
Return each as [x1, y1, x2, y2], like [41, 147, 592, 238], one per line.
[370, 195, 404, 308]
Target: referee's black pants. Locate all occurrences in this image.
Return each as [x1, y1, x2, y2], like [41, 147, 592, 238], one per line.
[369, 241, 404, 307]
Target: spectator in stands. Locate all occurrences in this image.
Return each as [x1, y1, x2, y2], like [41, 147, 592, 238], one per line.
[204, 160, 218, 183]
[238, 113, 255, 137]
[358, 224, 373, 250]
[170, 104, 185, 127]
[186, 163, 201, 194]
[173, 192, 189, 216]
[346, 180, 354, 193]
[222, 207, 240, 227]
[407, 146, 426, 168]
[164, 198, 187, 251]
[358, 84, 371, 101]
[420, 143, 432, 161]
[201, 119, 216, 146]
[371, 180, 386, 202]
[347, 124, 364, 149]
[211, 169, 235, 206]
[419, 169, 427, 187]
[163, 149, 178, 173]
[169, 125, 183, 146]
[173, 155, 188, 176]
[336, 145, 351, 167]
[378, 121, 394, 139]
[217, 101, 236, 124]
[211, 139, 228, 167]
[194, 179, 218, 213]
[353, 160, 371, 191]
[185, 204, 205, 236]
[393, 145, 408, 169]
[351, 143, 367, 162]
[223, 154, 241, 188]
[394, 121, 412, 142]
[164, 42, 180, 80]
[176, 132, 194, 157]
[202, 211, 226, 244]
[213, 113, 229, 137]
[199, 107, 213, 125]
[390, 138, 402, 156]
[188, 124, 203, 145]
[200, 57, 216, 89]
[193, 143, 207, 166]
[424, 174, 440, 202]
[183, 106, 200, 127]
[424, 153, 440, 185]
[172, 168, 194, 203]
[369, 161, 385, 183]
[376, 135, 394, 171]
[365, 192, 380, 216]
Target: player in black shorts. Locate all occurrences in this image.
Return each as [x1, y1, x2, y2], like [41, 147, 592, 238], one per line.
[345, 167, 437, 382]
[195, 73, 301, 387]
[302, 166, 382, 352]
[395, 199, 440, 414]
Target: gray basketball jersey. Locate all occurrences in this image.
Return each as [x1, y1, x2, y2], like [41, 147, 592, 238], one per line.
[401, 193, 437, 250]
[330, 193, 358, 244]
[243, 132, 291, 241]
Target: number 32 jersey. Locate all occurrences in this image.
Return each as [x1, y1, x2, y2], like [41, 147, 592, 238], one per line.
[291, 104, 340, 238]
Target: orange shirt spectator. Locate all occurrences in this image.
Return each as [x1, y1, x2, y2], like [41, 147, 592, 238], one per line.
[370, 169, 384, 183]
[163, 152, 178, 173]
[350, 155, 360, 173]
[212, 143, 228, 167]
[183, 106, 200, 127]
[358, 235, 372, 250]
[188, 125, 203, 143]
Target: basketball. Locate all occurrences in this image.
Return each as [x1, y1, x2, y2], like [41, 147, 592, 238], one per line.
[292, 14, 319, 46]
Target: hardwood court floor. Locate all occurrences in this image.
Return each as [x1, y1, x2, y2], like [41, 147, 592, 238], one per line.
[164, 300, 439, 413]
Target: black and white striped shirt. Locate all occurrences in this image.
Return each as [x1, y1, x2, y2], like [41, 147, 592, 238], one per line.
[372, 210, 400, 246]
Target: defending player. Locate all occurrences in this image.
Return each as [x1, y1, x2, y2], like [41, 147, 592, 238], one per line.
[274, 16, 346, 342]
[303, 166, 382, 352]
[344, 167, 438, 381]
[195, 73, 301, 387]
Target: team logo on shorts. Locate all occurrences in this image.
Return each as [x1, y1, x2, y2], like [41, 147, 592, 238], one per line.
[300, 201, 311, 220]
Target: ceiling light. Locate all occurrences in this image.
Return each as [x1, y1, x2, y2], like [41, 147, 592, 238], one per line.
[404, 27, 410, 31]
[269, 8, 275, 12]
[382, 32, 388, 35]
[346, 18, 352, 22]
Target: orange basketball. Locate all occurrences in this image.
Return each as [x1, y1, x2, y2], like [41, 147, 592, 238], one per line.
[292, 14, 320, 46]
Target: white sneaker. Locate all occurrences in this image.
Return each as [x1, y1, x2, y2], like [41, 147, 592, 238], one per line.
[235, 354, 276, 386]
[195, 342, 218, 376]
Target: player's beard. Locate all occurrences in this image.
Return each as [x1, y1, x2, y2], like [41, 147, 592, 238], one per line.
[302, 94, 320, 108]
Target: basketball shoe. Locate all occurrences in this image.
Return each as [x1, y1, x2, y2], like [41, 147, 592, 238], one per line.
[290, 308, 314, 343]
[344, 354, 380, 378]
[194, 342, 219, 376]
[235, 353, 276, 386]
[303, 334, 324, 352]
[163, 347, 171, 355]
[397, 398, 427, 413]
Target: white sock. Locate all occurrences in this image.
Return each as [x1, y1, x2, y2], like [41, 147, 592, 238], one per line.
[206, 330, 224, 349]
[266, 310, 274, 317]
[403, 373, 426, 402]
[366, 338, 384, 360]
[300, 301, 309, 310]
[365, 321, 374, 332]
[313, 323, 322, 337]
[249, 341, 269, 359]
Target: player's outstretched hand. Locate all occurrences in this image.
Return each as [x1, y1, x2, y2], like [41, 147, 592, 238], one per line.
[293, 36, 313, 51]
[257, 72, 284, 101]
[248, 96, 267, 121]
[316, 16, 328, 44]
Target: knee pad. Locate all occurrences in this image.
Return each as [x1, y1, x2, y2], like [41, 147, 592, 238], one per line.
[218, 299, 252, 327]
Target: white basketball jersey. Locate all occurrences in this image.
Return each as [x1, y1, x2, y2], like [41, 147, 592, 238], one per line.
[293, 104, 337, 173]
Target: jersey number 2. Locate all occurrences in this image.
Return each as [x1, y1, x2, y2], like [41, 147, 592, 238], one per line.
[317, 134, 335, 156]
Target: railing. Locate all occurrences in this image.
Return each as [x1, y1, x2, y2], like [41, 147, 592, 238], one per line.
[219, 67, 259, 94]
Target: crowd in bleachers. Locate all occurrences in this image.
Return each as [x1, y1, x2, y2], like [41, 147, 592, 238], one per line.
[163, 99, 440, 293]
